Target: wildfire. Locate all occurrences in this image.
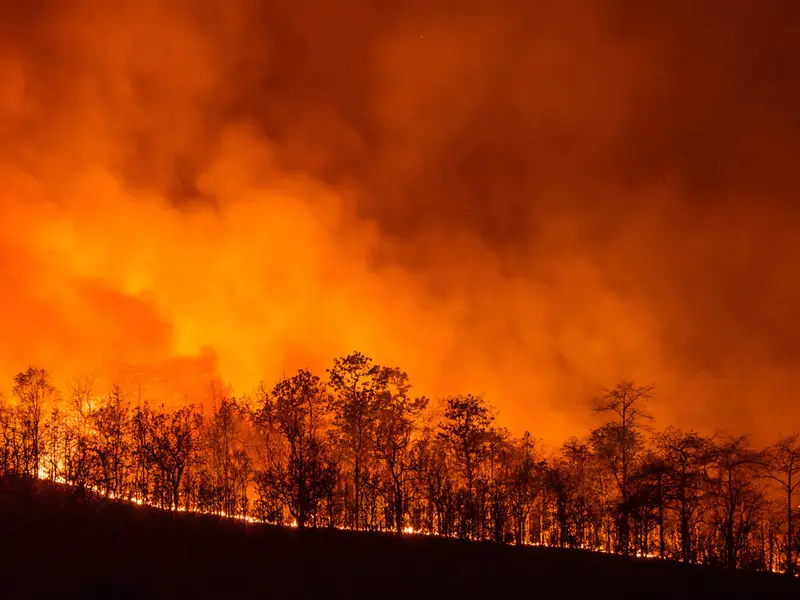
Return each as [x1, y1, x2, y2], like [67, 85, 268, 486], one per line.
[0, 1, 682, 449]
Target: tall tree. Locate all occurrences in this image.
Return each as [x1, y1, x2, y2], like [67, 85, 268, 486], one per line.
[12, 368, 57, 478]
[257, 369, 334, 529]
[90, 385, 130, 498]
[438, 394, 495, 538]
[370, 367, 428, 534]
[204, 387, 252, 516]
[328, 352, 379, 530]
[591, 381, 654, 554]
[506, 432, 544, 546]
[0, 395, 24, 475]
[762, 433, 800, 575]
[711, 436, 764, 570]
[144, 405, 203, 510]
[655, 427, 711, 563]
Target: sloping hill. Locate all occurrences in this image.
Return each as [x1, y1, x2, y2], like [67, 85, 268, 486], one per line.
[0, 477, 797, 600]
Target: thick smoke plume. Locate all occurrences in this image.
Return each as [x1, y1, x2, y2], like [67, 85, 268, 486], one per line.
[0, 0, 798, 442]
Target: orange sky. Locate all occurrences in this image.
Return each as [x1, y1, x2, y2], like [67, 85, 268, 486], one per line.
[0, 0, 798, 444]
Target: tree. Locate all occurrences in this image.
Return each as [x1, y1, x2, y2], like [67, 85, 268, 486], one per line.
[40, 407, 69, 482]
[90, 385, 130, 498]
[710, 435, 764, 569]
[328, 352, 379, 530]
[0, 394, 24, 476]
[591, 381, 654, 554]
[203, 387, 252, 516]
[762, 433, 800, 575]
[370, 367, 428, 534]
[68, 374, 95, 430]
[438, 394, 495, 538]
[7, 357, 800, 575]
[12, 368, 57, 478]
[143, 405, 203, 510]
[130, 404, 154, 503]
[628, 451, 671, 558]
[419, 431, 457, 537]
[506, 432, 544, 546]
[257, 369, 334, 529]
[655, 427, 712, 564]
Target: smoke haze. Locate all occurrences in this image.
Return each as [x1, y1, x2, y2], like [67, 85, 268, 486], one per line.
[1, 0, 798, 442]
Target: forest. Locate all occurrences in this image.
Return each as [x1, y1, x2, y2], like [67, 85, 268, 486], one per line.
[1, 353, 798, 578]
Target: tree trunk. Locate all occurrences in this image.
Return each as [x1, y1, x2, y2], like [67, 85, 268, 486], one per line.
[787, 483, 793, 576]
[354, 457, 360, 531]
[172, 479, 180, 511]
[658, 475, 665, 559]
[395, 486, 403, 536]
[680, 488, 690, 563]
[298, 479, 307, 529]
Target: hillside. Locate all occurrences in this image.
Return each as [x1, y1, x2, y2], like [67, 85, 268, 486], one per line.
[0, 477, 797, 600]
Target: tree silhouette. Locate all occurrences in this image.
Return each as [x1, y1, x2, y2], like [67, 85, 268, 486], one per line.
[89, 385, 130, 498]
[710, 436, 764, 569]
[506, 432, 545, 546]
[655, 427, 712, 564]
[201, 388, 252, 516]
[140, 404, 202, 510]
[591, 381, 654, 554]
[0, 364, 798, 578]
[369, 366, 428, 534]
[762, 433, 800, 575]
[256, 369, 335, 528]
[12, 368, 57, 478]
[438, 394, 494, 538]
[328, 351, 379, 530]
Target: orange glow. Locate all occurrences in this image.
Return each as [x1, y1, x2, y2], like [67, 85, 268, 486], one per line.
[1, 1, 799, 447]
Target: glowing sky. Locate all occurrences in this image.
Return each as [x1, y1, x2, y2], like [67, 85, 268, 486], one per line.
[1, 0, 798, 442]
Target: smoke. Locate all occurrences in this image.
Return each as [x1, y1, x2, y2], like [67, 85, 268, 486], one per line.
[0, 0, 798, 443]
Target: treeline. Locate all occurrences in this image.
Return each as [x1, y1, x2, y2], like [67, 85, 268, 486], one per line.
[0, 354, 798, 577]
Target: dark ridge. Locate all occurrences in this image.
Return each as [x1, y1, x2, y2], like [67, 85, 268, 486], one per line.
[1, 477, 797, 600]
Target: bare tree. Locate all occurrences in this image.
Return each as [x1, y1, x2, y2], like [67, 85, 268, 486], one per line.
[762, 433, 800, 575]
[40, 407, 68, 482]
[89, 385, 130, 498]
[69, 374, 95, 430]
[591, 381, 654, 554]
[710, 435, 764, 569]
[655, 427, 712, 564]
[506, 432, 544, 546]
[0, 394, 23, 476]
[203, 386, 252, 516]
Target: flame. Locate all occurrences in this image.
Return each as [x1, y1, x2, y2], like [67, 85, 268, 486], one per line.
[28, 466, 800, 576]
